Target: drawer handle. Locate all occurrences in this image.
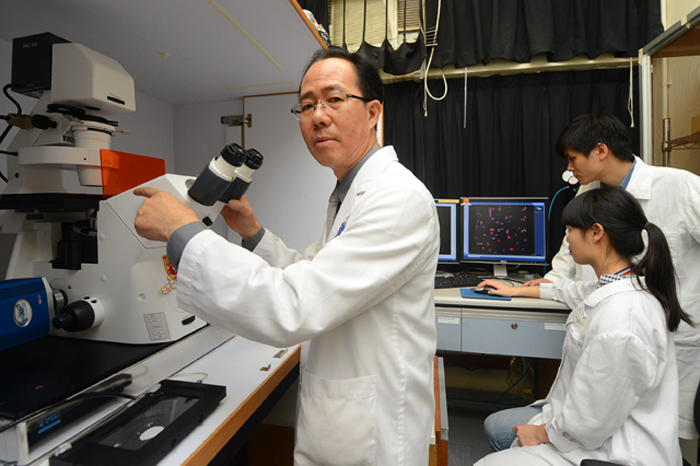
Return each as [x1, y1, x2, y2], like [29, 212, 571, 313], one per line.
[511, 323, 518, 330]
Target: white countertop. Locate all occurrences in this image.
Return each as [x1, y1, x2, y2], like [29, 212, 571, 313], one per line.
[435, 287, 570, 312]
[157, 338, 300, 466]
[32, 337, 299, 466]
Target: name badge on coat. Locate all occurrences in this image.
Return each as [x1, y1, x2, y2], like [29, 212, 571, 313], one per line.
[572, 308, 587, 333]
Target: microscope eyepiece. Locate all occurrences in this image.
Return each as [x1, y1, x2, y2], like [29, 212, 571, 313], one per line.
[216, 147, 264, 204]
[189, 144, 265, 207]
[244, 148, 264, 170]
[220, 143, 247, 167]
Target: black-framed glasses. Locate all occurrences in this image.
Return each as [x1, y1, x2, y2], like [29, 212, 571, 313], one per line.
[290, 93, 372, 121]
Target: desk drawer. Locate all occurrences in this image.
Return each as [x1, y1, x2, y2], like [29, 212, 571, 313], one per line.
[460, 310, 567, 359]
[435, 310, 461, 351]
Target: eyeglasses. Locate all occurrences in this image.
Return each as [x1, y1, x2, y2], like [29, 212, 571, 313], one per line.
[291, 93, 372, 121]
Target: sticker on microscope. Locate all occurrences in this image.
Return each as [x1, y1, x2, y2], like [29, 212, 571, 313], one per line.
[162, 256, 178, 294]
[13, 299, 32, 327]
[163, 256, 178, 280]
[161, 278, 177, 294]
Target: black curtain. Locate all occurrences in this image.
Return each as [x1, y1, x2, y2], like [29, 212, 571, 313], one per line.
[349, 0, 664, 75]
[425, 0, 663, 70]
[383, 67, 640, 262]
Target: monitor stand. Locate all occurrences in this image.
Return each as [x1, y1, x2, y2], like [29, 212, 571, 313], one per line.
[492, 263, 508, 278]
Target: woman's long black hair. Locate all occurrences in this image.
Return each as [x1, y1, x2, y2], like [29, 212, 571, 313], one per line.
[561, 186, 693, 332]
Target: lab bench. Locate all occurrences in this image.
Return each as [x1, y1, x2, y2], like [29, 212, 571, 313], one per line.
[155, 337, 301, 466]
[24, 334, 300, 466]
[434, 288, 571, 359]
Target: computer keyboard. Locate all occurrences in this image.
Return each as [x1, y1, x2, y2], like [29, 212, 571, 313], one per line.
[434, 273, 486, 289]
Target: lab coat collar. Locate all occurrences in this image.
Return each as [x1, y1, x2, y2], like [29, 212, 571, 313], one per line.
[335, 145, 382, 204]
[583, 275, 645, 309]
[343, 145, 397, 201]
[625, 156, 652, 200]
[328, 146, 398, 236]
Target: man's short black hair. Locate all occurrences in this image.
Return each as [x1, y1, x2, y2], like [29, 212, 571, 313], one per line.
[555, 113, 634, 162]
[299, 47, 384, 104]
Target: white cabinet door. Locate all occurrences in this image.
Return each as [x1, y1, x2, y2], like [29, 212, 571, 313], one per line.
[233, 92, 336, 251]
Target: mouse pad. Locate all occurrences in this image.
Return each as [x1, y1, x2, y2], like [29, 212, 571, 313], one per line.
[460, 288, 512, 300]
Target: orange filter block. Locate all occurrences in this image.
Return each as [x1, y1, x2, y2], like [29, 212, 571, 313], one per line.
[100, 150, 166, 197]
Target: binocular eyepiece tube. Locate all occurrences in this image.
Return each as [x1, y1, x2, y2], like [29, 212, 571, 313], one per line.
[187, 143, 264, 207]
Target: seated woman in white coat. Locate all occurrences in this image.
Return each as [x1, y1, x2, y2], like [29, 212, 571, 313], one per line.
[474, 186, 693, 466]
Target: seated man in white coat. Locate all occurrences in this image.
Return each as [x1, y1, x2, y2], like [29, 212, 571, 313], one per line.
[522, 113, 700, 450]
[134, 47, 440, 466]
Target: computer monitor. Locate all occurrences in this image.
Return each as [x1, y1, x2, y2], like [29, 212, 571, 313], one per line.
[462, 197, 547, 277]
[435, 199, 460, 263]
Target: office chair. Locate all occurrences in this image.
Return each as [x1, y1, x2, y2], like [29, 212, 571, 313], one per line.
[580, 374, 700, 466]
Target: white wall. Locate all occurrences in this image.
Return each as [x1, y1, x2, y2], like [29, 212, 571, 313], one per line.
[666, 0, 700, 26]
[172, 100, 243, 177]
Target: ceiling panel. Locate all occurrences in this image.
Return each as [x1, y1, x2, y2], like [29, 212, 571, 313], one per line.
[0, 0, 324, 105]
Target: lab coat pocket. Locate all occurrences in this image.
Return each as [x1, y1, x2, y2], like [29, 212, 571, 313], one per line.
[566, 320, 585, 350]
[295, 369, 377, 466]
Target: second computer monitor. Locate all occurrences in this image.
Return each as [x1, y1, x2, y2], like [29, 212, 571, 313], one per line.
[462, 197, 547, 277]
[435, 199, 460, 263]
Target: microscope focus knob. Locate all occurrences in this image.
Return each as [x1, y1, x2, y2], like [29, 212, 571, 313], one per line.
[52, 297, 105, 332]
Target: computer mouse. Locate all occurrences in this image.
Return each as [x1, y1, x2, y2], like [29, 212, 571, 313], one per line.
[473, 286, 496, 294]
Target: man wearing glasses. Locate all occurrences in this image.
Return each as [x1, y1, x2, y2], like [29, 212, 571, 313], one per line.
[134, 47, 439, 466]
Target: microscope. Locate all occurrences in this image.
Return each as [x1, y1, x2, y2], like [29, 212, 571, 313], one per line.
[1, 33, 263, 348]
[0, 33, 262, 464]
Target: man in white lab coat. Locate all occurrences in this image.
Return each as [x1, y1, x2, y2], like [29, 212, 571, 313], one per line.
[134, 47, 440, 466]
[524, 113, 700, 443]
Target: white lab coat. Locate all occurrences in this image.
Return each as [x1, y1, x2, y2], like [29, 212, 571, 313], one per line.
[176, 146, 440, 466]
[544, 157, 700, 438]
[476, 278, 683, 466]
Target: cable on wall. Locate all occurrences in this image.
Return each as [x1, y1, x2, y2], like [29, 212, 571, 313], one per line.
[463, 66, 468, 129]
[421, 0, 447, 117]
[628, 56, 635, 128]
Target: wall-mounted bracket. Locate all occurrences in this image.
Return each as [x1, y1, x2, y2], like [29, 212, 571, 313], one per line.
[221, 114, 253, 128]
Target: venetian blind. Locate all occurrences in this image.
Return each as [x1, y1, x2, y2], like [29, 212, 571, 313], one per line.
[327, 0, 421, 51]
